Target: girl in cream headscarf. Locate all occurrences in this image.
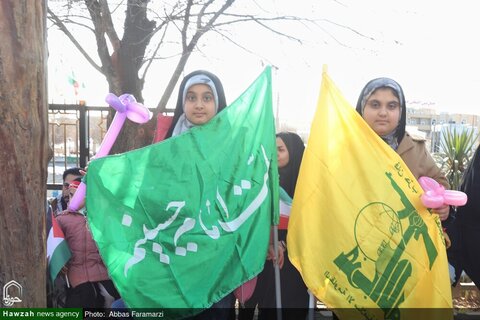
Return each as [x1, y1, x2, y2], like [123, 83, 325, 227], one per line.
[356, 77, 450, 221]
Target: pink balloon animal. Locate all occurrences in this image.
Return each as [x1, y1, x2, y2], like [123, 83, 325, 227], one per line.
[68, 94, 152, 211]
[418, 176, 467, 208]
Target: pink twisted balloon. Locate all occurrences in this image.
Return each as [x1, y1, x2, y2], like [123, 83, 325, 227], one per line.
[68, 94, 152, 211]
[418, 176, 467, 209]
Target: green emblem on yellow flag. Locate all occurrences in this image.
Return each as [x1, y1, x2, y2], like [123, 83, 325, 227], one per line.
[85, 67, 278, 318]
[287, 69, 452, 320]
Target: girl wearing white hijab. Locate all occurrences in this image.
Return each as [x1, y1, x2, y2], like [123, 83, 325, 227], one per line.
[164, 70, 234, 320]
[165, 70, 227, 138]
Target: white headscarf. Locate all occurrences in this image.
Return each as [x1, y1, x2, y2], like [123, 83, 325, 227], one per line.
[172, 74, 219, 136]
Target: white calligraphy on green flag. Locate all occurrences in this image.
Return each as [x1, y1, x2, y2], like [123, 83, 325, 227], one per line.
[86, 67, 278, 319]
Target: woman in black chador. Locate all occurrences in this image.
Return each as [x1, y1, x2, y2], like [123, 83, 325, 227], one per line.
[447, 145, 480, 289]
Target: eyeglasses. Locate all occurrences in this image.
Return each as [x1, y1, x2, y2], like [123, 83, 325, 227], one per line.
[63, 182, 70, 188]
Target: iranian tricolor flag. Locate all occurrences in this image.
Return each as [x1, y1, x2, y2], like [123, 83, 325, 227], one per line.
[47, 213, 71, 282]
[279, 187, 292, 230]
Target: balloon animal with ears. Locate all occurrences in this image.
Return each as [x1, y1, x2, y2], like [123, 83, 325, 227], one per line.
[68, 93, 152, 212]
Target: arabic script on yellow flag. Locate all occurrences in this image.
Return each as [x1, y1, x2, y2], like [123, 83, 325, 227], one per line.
[287, 70, 453, 320]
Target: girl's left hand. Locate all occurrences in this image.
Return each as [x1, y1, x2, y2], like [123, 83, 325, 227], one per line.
[443, 231, 451, 249]
[267, 242, 285, 269]
[433, 204, 449, 221]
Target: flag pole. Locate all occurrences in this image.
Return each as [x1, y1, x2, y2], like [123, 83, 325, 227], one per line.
[273, 225, 283, 320]
[65, 274, 70, 288]
[308, 290, 315, 320]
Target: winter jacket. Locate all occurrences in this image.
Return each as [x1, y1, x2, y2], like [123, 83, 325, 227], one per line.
[56, 211, 110, 288]
[397, 132, 449, 188]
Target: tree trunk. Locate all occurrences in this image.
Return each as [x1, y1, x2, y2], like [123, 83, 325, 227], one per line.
[0, 0, 49, 307]
[108, 0, 156, 154]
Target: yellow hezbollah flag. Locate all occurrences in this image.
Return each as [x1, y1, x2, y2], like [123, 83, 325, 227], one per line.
[287, 70, 452, 320]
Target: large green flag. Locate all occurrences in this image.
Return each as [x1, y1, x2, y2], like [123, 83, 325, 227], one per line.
[86, 67, 278, 317]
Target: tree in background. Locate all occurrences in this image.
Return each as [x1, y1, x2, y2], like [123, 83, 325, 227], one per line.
[435, 127, 478, 190]
[47, 0, 313, 153]
[0, 0, 49, 306]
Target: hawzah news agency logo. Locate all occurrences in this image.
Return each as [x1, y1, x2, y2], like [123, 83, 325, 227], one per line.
[2, 280, 22, 306]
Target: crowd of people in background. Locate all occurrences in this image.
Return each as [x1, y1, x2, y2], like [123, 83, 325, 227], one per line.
[46, 71, 479, 319]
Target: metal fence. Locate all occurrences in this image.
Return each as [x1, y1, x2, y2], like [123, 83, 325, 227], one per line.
[47, 103, 110, 197]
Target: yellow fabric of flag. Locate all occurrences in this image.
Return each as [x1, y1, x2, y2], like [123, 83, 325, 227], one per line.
[287, 70, 453, 320]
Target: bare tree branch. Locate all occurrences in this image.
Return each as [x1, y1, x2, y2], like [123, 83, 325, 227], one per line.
[47, 7, 103, 73]
[212, 13, 374, 46]
[141, 24, 169, 81]
[49, 13, 94, 24]
[148, 11, 175, 37]
[48, 18, 95, 33]
[319, 18, 375, 40]
[110, 0, 126, 14]
[138, 4, 179, 82]
[155, 0, 236, 111]
[208, 27, 282, 69]
[99, 0, 121, 51]
[211, 29, 259, 57]
[252, 19, 302, 44]
[197, 0, 215, 30]
[217, 12, 307, 21]
[181, 1, 193, 51]
[199, 0, 235, 35]
[212, 14, 308, 43]
[332, 0, 347, 7]
[49, 0, 377, 151]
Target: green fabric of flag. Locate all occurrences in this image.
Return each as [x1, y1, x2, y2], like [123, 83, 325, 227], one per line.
[86, 67, 278, 316]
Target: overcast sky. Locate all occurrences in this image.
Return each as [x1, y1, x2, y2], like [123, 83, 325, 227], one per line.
[48, 0, 480, 130]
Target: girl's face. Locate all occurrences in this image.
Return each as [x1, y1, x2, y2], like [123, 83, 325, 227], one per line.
[184, 84, 216, 125]
[362, 88, 401, 136]
[277, 137, 289, 169]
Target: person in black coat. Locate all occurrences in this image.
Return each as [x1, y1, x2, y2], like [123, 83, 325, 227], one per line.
[447, 145, 480, 289]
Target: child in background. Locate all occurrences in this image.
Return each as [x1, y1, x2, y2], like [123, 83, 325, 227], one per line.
[240, 132, 308, 320]
[56, 179, 120, 308]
